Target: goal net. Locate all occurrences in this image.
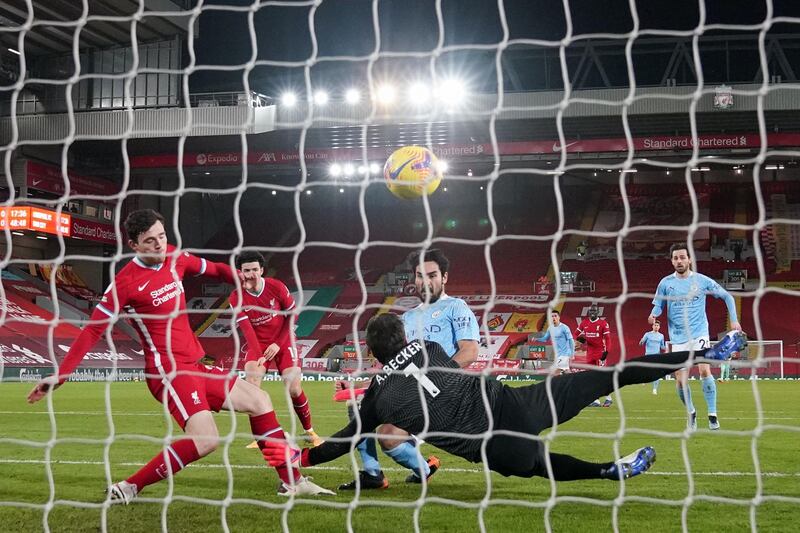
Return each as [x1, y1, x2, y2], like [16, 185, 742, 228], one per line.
[1, 0, 799, 532]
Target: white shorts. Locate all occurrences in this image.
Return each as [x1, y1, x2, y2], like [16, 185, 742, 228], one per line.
[555, 356, 571, 370]
[671, 336, 710, 353]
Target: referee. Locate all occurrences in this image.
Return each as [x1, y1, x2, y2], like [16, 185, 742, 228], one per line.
[265, 314, 746, 482]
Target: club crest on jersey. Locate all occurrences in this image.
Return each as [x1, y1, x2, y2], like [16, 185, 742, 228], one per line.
[191, 390, 201, 405]
[431, 310, 442, 319]
[270, 298, 275, 307]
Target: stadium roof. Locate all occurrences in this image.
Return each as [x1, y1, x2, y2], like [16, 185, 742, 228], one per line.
[0, 0, 192, 56]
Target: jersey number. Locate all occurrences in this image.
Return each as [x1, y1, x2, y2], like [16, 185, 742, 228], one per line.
[402, 363, 440, 398]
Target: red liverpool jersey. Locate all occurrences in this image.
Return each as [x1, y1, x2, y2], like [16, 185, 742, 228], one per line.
[576, 317, 610, 354]
[229, 278, 296, 350]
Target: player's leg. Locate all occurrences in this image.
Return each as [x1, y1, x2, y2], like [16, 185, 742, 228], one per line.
[586, 353, 612, 407]
[377, 423, 438, 483]
[521, 349, 714, 433]
[243, 359, 266, 388]
[486, 423, 656, 481]
[278, 348, 323, 445]
[698, 362, 719, 430]
[112, 371, 217, 502]
[673, 368, 697, 430]
[243, 359, 268, 448]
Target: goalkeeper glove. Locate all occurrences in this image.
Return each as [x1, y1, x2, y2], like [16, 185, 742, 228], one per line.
[600, 350, 609, 362]
[262, 440, 310, 468]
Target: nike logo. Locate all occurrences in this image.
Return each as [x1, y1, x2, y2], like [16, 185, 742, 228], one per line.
[31, 179, 42, 186]
[389, 157, 416, 180]
[552, 141, 579, 152]
[138, 281, 151, 291]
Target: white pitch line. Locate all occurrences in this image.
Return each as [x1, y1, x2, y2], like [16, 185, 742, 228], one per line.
[2, 411, 799, 421]
[0, 459, 798, 478]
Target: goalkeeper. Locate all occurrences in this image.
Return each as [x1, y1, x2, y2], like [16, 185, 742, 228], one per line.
[265, 313, 746, 482]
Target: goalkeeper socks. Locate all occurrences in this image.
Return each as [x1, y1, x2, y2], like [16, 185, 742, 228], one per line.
[384, 441, 430, 478]
[548, 453, 610, 481]
[357, 438, 382, 477]
[291, 391, 313, 431]
[701, 375, 717, 414]
[677, 384, 695, 414]
[126, 438, 201, 491]
[250, 411, 301, 485]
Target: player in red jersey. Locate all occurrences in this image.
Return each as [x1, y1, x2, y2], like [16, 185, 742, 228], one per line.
[26, 209, 333, 501]
[576, 304, 613, 407]
[230, 251, 323, 448]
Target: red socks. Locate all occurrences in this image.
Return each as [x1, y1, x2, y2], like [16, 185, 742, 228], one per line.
[250, 411, 301, 485]
[292, 391, 313, 431]
[126, 438, 201, 491]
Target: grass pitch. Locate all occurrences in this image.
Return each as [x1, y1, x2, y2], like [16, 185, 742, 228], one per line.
[1, 378, 798, 532]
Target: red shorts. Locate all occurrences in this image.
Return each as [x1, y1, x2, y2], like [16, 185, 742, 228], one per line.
[147, 363, 237, 429]
[586, 351, 604, 366]
[243, 344, 298, 374]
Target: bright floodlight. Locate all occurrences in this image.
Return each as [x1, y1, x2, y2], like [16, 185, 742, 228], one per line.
[345, 88, 360, 104]
[313, 90, 329, 106]
[437, 79, 466, 104]
[407, 82, 430, 104]
[376, 84, 396, 105]
[369, 162, 380, 174]
[357, 165, 368, 174]
[437, 160, 449, 173]
[281, 92, 297, 107]
[329, 163, 342, 176]
[343, 163, 355, 176]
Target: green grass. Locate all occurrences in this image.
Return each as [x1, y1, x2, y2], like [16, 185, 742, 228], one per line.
[1, 379, 799, 532]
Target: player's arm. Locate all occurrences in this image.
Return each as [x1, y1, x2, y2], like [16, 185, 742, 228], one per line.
[450, 300, 480, 368]
[601, 321, 610, 357]
[660, 336, 667, 353]
[27, 287, 124, 403]
[639, 334, 647, 346]
[538, 329, 551, 343]
[706, 277, 742, 330]
[566, 327, 575, 358]
[267, 279, 297, 358]
[575, 321, 586, 344]
[264, 387, 380, 467]
[183, 251, 242, 285]
[649, 280, 666, 323]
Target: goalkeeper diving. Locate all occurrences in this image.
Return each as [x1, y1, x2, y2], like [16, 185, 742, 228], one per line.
[264, 313, 747, 483]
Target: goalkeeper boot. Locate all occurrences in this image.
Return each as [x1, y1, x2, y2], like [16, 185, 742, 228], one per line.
[338, 470, 389, 491]
[405, 456, 440, 484]
[603, 446, 656, 480]
[278, 476, 336, 496]
[705, 331, 747, 361]
[108, 480, 138, 505]
[305, 429, 325, 447]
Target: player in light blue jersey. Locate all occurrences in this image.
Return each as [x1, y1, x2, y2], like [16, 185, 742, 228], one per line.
[340, 249, 479, 490]
[537, 310, 575, 374]
[648, 243, 741, 431]
[639, 321, 666, 395]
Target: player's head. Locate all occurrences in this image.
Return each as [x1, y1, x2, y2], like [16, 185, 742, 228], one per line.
[124, 209, 167, 265]
[588, 304, 599, 320]
[550, 309, 561, 326]
[669, 243, 692, 275]
[366, 313, 407, 364]
[652, 320, 660, 332]
[236, 251, 265, 289]
[409, 248, 450, 304]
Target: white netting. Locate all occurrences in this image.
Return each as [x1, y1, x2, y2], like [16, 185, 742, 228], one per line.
[1, 0, 800, 532]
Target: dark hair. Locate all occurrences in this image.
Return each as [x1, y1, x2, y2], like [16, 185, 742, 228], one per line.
[365, 313, 407, 364]
[408, 248, 450, 276]
[124, 209, 165, 243]
[550, 309, 560, 315]
[669, 242, 690, 258]
[236, 251, 265, 269]
[653, 320, 660, 325]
